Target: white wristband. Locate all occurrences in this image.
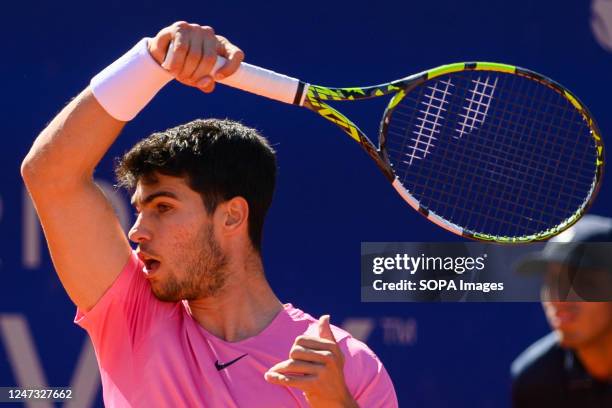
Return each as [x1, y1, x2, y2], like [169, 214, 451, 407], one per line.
[90, 38, 173, 121]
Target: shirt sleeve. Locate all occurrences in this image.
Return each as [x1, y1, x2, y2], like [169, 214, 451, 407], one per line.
[74, 250, 173, 361]
[341, 337, 399, 408]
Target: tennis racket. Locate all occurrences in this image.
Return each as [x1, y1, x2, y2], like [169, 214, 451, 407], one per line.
[212, 60, 603, 243]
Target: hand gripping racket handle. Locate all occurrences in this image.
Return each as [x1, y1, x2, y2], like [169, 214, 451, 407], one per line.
[213, 57, 305, 105]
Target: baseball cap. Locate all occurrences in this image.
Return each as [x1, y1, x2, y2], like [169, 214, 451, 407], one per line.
[516, 215, 612, 275]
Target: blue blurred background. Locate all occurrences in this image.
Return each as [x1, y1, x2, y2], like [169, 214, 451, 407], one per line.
[1, 0, 611, 406]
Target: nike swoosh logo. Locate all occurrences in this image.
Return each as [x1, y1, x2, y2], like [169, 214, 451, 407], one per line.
[215, 353, 248, 371]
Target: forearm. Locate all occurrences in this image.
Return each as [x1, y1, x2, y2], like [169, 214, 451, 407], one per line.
[21, 22, 243, 190]
[22, 36, 174, 189]
[22, 88, 125, 189]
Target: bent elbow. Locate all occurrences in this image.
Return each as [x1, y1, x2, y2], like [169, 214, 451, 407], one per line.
[20, 151, 39, 185]
[21, 143, 59, 190]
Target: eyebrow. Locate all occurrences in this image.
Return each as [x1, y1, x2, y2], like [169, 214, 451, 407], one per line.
[131, 191, 179, 207]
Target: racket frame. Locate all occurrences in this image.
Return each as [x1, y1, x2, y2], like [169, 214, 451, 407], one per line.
[297, 62, 604, 243]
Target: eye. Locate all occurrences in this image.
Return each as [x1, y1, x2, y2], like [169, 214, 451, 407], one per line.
[157, 203, 171, 213]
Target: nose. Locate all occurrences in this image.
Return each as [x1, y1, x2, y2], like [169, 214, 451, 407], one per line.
[128, 214, 152, 243]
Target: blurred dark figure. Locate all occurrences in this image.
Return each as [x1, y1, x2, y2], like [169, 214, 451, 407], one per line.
[511, 215, 612, 407]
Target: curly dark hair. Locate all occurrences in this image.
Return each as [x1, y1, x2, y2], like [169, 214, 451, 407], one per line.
[115, 118, 276, 252]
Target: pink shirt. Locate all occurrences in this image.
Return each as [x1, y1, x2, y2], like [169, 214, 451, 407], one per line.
[75, 252, 398, 407]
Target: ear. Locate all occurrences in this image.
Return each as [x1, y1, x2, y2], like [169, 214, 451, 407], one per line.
[220, 196, 249, 234]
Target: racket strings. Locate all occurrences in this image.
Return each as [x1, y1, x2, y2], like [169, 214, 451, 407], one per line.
[455, 76, 498, 140]
[456, 90, 584, 236]
[404, 80, 453, 165]
[494, 74, 591, 235]
[386, 129, 594, 188]
[384, 71, 597, 238]
[454, 79, 588, 233]
[479, 73, 554, 235]
[528, 85, 583, 230]
[396, 82, 585, 141]
[394, 89, 589, 161]
[386, 110, 593, 196]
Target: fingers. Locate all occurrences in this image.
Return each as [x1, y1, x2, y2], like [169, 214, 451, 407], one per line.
[264, 360, 319, 391]
[147, 26, 175, 65]
[150, 21, 243, 93]
[265, 320, 353, 406]
[293, 335, 337, 351]
[190, 29, 219, 93]
[267, 358, 323, 375]
[178, 29, 204, 82]
[289, 345, 335, 365]
[215, 35, 245, 80]
[161, 30, 189, 73]
[264, 371, 317, 389]
[292, 334, 345, 368]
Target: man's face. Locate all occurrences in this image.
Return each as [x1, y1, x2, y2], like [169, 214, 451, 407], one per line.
[128, 173, 228, 302]
[542, 264, 612, 348]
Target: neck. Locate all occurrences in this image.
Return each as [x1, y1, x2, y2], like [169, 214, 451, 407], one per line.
[576, 330, 612, 382]
[186, 250, 282, 342]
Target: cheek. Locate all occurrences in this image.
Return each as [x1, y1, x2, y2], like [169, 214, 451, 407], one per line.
[542, 302, 555, 318]
[156, 209, 210, 255]
[577, 304, 612, 331]
[163, 221, 202, 255]
[166, 230, 196, 255]
[156, 227, 197, 280]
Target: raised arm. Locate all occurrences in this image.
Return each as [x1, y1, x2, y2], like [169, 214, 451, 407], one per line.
[21, 22, 244, 311]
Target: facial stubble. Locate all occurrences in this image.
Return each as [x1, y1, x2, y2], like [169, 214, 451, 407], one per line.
[152, 224, 228, 302]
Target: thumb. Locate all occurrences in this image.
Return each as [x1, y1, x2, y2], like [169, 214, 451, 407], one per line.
[318, 315, 336, 342]
[149, 27, 175, 66]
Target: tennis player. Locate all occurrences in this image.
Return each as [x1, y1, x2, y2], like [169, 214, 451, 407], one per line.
[21, 22, 397, 407]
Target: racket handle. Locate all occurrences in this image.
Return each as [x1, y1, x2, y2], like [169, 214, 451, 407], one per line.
[213, 57, 304, 105]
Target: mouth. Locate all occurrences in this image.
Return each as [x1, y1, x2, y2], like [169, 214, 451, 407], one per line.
[137, 251, 161, 277]
[546, 304, 579, 327]
[144, 260, 161, 276]
[552, 309, 577, 325]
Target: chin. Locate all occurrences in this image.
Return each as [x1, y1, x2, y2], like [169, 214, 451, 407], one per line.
[555, 329, 578, 348]
[152, 292, 182, 303]
[150, 283, 181, 303]
[554, 325, 596, 349]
